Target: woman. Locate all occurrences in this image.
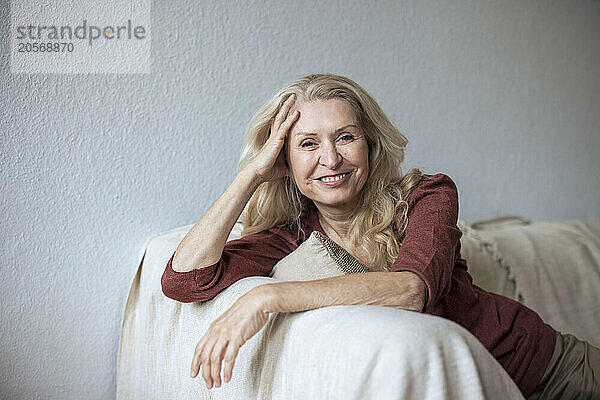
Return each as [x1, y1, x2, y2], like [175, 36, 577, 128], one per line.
[161, 73, 599, 399]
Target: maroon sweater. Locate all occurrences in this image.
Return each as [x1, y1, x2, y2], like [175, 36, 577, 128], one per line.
[161, 173, 556, 398]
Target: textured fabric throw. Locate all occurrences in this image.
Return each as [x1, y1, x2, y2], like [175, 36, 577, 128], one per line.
[117, 223, 526, 400]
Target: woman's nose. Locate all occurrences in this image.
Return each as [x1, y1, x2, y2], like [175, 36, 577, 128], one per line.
[318, 142, 342, 169]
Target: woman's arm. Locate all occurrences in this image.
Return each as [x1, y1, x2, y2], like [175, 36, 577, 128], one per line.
[190, 270, 426, 389]
[161, 224, 300, 303]
[259, 270, 427, 314]
[163, 94, 301, 302]
[171, 168, 261, 272]
[171, 93, 299, 273]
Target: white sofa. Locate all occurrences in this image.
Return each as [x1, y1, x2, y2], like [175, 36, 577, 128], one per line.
[116, 215, 600, 399]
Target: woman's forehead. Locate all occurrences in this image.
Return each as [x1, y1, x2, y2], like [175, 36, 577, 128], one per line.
[290, 99, 358, 135]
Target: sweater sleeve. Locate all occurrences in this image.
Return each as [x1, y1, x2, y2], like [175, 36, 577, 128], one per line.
[161, 226, 299, 303]
[389, 173, 463, 311]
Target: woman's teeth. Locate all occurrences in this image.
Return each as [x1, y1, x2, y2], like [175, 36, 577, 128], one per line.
[320, 172, 348, 182]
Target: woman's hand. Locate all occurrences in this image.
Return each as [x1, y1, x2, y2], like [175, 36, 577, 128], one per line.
[190, 287, 272, 389]
[245, 93, 300, 183]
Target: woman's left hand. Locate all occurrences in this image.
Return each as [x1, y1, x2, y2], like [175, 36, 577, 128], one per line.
[190, 286, 272, 389]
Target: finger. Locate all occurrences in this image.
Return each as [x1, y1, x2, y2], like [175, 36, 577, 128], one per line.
[279, 109, 299, 138]
[191, 336, 208, 378]
[200, 337, 218, 388]
[272, 94, 296, 134]
[222, 339, 242, 383]
[210, 337, 229, 388]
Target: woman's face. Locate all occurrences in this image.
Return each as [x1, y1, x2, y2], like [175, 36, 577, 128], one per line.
[285, 98, 370, 213]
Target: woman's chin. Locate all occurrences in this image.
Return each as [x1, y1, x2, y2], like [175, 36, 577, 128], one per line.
[313, 194, 359, 208]
[302, 181, 363, 208]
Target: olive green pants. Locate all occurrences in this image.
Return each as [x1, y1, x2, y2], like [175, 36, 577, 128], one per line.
[528, 331, 600, 400]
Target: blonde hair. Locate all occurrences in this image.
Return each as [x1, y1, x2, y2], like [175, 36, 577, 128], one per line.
[238, 73, 424, 271]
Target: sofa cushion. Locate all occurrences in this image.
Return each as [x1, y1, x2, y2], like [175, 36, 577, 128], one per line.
[270, 230, 367, 281]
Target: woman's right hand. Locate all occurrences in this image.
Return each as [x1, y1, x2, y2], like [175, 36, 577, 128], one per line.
[245, 93, 300, 184]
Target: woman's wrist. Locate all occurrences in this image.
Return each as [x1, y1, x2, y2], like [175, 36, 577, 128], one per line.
[250, 284, 280, 314]
[392, 271, 428, 313]
[409, 273, 428, 312]
[238, 167, 264, 190]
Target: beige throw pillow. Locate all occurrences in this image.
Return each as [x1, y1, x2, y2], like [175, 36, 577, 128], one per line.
[270, 230, 367, 281]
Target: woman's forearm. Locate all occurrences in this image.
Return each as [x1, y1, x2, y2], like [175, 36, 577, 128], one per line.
[172, 168, 262, 272]
[259, 271, 427, 314]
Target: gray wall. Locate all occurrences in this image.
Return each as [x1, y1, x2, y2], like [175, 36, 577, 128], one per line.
[1, 0, 599, 398]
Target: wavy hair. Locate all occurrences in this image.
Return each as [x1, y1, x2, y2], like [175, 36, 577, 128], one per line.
[238, 73, 424, 271]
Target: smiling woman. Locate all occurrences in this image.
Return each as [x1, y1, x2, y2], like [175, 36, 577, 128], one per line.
[161, 73, 600, 398]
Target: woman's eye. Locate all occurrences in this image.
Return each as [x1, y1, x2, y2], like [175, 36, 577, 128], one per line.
[300, 134, 353, 148]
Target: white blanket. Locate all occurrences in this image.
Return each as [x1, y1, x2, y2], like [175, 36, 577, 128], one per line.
[117, 224, 525, 400]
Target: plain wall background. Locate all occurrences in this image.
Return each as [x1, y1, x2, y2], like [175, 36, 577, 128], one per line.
[1, 0, 599, 398]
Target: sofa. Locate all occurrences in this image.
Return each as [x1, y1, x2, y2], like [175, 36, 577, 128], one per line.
[116, 215, 600, 399]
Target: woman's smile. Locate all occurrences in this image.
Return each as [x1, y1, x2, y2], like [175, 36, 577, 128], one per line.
[316, 171, 352, 186]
